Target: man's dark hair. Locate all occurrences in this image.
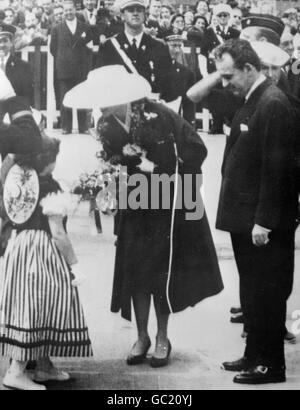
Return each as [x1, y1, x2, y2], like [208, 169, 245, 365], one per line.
[214, 39, 261, 71]
[257, 27, 280, 45]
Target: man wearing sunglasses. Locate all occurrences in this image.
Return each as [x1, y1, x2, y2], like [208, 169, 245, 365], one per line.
[97, 0, 175, 102]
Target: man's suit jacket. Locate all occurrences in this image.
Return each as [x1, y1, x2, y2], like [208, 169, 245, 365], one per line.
[216, 79, 298, 234]
[97, 32, 175, 101]
[205, 25, 240, 53]
[50, 19, 93, 80]
[6, 55, 33, 105]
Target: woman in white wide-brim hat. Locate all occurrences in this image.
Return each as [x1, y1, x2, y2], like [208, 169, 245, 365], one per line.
[65, 65, 223, 368]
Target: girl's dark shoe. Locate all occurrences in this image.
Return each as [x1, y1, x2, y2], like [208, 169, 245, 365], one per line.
[127, 339, 151, 366]
[150, 340, 172, 368]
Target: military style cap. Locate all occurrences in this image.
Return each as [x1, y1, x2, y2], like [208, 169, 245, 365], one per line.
[165, 34, 184, 43]
[242, 14, 285, 37]
[251, 41, 290, 67]
[213, 4, 232, 16]
[115, 0, 147, 11]
[0, 23, 17, 38]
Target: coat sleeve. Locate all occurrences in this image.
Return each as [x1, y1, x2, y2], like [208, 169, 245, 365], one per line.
[155, 107, 207, 174]
[255, 98, 296, 229]
[155, 43, 177, 102]
[50, 25, 58, 57]
[22, 62, 34, 106]
[97, 40, 112, 67]
[0, 97, 42, 156]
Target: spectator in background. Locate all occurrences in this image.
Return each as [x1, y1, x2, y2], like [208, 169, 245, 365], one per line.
[184, 10, 194, 31]
[50, 0, 93, 134]
[81, 0, 97, 25]
[145, 0, 162, 38]
[237, 0, 250, 17]
[3, 7, 17, 25]
[196, 0, 210, 20]
[15, 11, 48, 48]
[169, 13, 185, 36]
[281, 30, 300, 100]
[80, 0, 100, 44]
[282, 8, 298, 35]
[52, 3, 64, 25]
[0, 22, 33, 105]
[159, 4, 172, 37]
[0, 9, 5, 22]
[40, 0, 55, 32]
[7, 0, 25, 26]
[231, 6, 242, 31]
[187, 15, 209, 57]
[96, 0, 123, 44]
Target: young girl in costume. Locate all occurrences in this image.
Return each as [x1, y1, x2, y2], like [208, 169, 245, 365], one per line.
[0, 137, 92, 391]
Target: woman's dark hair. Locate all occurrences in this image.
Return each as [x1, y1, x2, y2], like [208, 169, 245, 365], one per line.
[170, 13, 184, 26]
[15, 137, 61, 174]
[214, 39, 261, 71]
[193, 14, 208, 27]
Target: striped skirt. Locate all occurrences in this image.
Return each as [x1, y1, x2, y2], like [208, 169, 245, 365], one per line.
[0, 230, 92, 361]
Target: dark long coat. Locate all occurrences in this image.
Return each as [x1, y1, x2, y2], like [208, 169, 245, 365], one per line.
[216, 79, 298, 234]
[101, 101, 223, 321]
[5, 55, 33, 105]
[97, 32, 176, 102]
[50, 19, 93, 80]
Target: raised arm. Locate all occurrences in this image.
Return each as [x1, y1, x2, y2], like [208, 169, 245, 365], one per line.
[187, 71, 221, 103]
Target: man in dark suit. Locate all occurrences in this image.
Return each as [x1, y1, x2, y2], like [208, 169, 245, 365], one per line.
[97, 0, 175, 102]
[50, 0, 93, 134]
[0, 23, 33, 106]
[214, 39, 298, 385]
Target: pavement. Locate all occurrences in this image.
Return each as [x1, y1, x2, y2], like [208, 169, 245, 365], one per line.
[0, 131, 299, 391]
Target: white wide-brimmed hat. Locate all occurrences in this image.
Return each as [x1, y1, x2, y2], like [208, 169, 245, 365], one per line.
[63, 65, 152, 109]
[251, 41, 290, 67]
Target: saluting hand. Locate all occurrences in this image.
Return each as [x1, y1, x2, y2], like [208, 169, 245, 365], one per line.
[252, 224, 271, 247]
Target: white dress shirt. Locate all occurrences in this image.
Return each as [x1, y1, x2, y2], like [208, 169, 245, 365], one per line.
[0, 53, 10, 72]
[125, 31, 144, 49]
[66, 18, 77, 35]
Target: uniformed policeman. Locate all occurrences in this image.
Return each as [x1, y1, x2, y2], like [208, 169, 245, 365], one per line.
[97, 0, 176, 102]
[165, 34, 196, 126]
[0, 22, 33, 105]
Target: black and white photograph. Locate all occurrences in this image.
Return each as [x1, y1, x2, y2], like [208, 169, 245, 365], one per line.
[0, 0, 299, 394]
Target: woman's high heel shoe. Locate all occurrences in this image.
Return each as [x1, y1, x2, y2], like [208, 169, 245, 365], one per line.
[127, 339, 151, 366]
[150, 340, 172, 368]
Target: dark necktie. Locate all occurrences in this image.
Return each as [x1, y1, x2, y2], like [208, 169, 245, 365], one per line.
[131, 38, 138, 62]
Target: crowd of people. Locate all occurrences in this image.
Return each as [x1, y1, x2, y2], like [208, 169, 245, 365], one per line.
[0, 0, 299, 391]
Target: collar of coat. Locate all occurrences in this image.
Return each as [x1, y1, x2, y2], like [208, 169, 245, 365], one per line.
[117, 32, 151, 53]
